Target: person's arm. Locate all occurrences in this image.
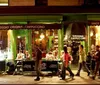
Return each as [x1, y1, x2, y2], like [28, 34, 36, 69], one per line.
[68, 54, 72, 64]
[83, 50, 86, 62]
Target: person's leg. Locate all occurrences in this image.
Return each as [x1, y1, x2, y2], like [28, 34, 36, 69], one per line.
[61, 64, 66, 80]
[86, 62, 90, 70]
[92, 61, 100, 80]
[34, 60, 40, 81]
[91, 60, 96, 75]
[98, 67, 100, 79]
[76, 63, 82, 76]
[83, 61, 90, 76]
[66, 66, 74, 78]
[37, 63, 40, 79]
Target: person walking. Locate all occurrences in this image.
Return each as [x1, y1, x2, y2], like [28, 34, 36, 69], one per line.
[61, 46, 74, 80]
[76, 45, 90, 76]
[92, 45, 100, 80]
[34, 45, 42, 81]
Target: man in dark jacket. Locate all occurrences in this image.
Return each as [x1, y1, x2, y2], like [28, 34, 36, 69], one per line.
[92, 45, 100, 80]
[34, 45, 42, 81]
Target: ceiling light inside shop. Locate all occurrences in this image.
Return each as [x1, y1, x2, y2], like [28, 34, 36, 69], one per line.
[40, 33, 45, 39]
[34, 31, 39, 34]
[96, 33, 98, 38]
[17, 36, 21, 39]
[0, 3, 8, 6]
[64, 36, 68, 41]
[90, 31, 93, 37]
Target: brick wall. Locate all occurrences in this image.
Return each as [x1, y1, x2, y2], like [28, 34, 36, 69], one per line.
[9, 0, 35, 6]
[48, 0, 84, 6]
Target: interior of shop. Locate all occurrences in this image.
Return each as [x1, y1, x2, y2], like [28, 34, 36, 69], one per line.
[90, 25, 100, 46]
[0, 28, 62, 61]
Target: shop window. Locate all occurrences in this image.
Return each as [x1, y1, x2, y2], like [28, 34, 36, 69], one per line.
[0, 30, 8, 61]
[35, 0, 48, 6]
[32, 29, 58, 58]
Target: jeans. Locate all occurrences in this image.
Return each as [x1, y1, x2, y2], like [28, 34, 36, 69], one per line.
[35, 60, 41, 79]
[94, 61, 100, 77]
[62, 64, 74, 79]
[77, 61, 90, 74]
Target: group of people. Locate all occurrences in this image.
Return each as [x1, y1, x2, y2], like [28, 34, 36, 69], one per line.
[16, 50, 30, 60]
[34, 44, 100, 81]
[6, 50, 30, 75]
[86, 45, 100, 80]
[46, 48, 58, 60]
[61, 44, 100, 80]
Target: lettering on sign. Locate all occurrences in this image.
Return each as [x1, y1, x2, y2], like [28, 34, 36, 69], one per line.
[0, 25, 9, 29]
[25, 25, 45, 29]
[71, 35, 85, 40]
[23, 64, 31, 69]
[49, 64, 57, 68]
[10, 25, 23, 29]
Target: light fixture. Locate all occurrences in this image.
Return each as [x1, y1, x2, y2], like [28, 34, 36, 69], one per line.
[64, 35, 68, 40]
[40, 33, 44, 39]
[17, 36, 21, 39]
[96, 33, 98, 38]
[90, 31, 93, 37]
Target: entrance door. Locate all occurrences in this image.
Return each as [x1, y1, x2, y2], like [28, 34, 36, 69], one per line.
[17, 36, 25, 53]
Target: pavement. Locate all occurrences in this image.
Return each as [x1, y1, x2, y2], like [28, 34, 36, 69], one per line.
[0, 70, 100, 84]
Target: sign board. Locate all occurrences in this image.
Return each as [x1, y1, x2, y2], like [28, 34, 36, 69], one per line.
[0, 61, 5, 71]
[88, 21, 100, 25]
[71, 35, 85, 40]
[0, 24, 61, 30]
[23, 60, 59, 72]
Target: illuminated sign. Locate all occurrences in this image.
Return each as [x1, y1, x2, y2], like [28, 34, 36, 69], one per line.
[71, 35, 85, 40]
[0, 24, 61, 30]
[88, 21, 100, 25]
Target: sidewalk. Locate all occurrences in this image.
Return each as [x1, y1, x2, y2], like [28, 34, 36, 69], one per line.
[0, 70, 100, 84]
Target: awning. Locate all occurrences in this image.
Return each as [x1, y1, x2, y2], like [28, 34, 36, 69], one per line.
[71, 23, 86, 35]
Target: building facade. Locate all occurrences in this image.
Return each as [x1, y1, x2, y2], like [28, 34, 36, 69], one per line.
[0, 0, 100, 64]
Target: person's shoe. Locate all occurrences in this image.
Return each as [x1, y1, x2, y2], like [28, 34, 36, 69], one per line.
[98, 76, 100, 79]
[92, 76, 95, 80]
[70, 74, 74, 79]
[75, 73, 80, 76]
[34, 78, 40, 81]
[87, 72, 90, 76]
[60, 78, 65, 80]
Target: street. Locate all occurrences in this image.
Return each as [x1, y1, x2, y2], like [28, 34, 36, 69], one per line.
[0, 70, 100, 84]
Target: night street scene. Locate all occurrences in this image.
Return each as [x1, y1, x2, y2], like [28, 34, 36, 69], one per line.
[0, 0, 100, 84]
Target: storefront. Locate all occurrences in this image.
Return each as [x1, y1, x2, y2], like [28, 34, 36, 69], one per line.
[0, 24, 62, 58]
[0, 14, 99, 73]
[0, 23, 63, 74]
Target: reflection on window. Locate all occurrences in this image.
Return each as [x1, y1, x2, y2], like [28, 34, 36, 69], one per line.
[0, 0, 8, 6]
